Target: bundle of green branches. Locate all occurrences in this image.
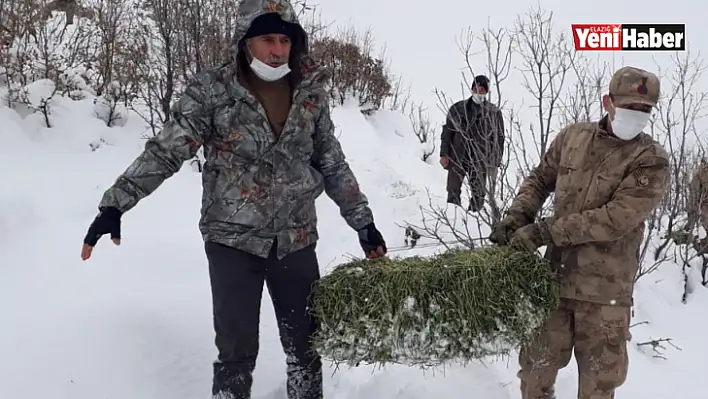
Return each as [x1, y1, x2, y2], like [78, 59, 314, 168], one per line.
[310, 246, 559, 368]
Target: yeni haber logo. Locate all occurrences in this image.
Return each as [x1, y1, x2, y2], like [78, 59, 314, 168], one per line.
[571, 24, 686, 51]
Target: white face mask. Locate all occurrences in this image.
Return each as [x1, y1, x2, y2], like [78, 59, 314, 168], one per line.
[471, 93, 486, 104]
[250, 57, 290, 82]
[610, 107, 650, 140]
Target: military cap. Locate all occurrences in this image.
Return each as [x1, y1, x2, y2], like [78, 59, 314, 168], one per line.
[609, 66, 660, 107]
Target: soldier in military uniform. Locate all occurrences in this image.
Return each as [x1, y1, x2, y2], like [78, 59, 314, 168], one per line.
[80, 0, 387, 398]
[680, 159, 708, 282]
[685, 159, 708, 235]
[490, 66, 670, 398]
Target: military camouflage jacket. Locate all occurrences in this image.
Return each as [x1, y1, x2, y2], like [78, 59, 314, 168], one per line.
[687, 162, 708, 232]
[507, 116, 670, 306]
[98, 0, 374, 259]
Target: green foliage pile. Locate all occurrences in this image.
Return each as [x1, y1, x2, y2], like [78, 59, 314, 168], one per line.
[310, 246, 559, 368]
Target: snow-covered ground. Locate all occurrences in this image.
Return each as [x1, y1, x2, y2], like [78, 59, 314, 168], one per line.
[1, 82, 707, 398]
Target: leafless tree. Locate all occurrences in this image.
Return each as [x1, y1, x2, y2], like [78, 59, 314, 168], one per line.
[130, 0, 180, 135]
[556, 54, 609, 125]
[513, 6, 575, 158]
[173, 0, 241, 81]
[86, 0, 130, 93]
[477, 23, 517, 226]
[0, 0, 24, 46]
[636, 52, 708, 302]
[294, 0, 330, 43]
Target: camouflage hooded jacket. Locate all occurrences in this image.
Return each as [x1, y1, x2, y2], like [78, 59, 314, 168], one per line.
[98, 0, 374, 259]
[507, 116, 670, 306]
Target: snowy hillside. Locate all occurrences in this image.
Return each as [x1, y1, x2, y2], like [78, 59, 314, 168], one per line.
[1, 82, 708, 398]
[2, 0, 708, 396]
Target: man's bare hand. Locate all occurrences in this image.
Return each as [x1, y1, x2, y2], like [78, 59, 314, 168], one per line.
[366, 245, 386, 259]
[81, 238, 120, 261]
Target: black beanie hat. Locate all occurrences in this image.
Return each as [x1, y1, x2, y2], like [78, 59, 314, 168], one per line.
[472, 75, 490, 92]
[243, 12, 296, 40]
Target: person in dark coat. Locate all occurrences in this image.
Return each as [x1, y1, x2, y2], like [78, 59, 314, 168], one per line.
[439, 75, 505, 211]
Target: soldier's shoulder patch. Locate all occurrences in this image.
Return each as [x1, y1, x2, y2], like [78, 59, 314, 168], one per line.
[638, 175, 649, 187]
[632, 168, 650, 187]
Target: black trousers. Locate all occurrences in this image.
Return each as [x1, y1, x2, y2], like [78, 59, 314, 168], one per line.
[446, 161, 486, 211]
[205, 241, 323, 399]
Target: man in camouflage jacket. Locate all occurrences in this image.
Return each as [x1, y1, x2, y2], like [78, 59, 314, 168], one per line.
[439, 75, 504, 212]
[490, 66, 670, 398]
[80, 0, 387, 397]
[685, 159, 708, 235]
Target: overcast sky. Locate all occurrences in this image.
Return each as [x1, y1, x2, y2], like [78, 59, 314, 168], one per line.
[314, 0, 698, 130]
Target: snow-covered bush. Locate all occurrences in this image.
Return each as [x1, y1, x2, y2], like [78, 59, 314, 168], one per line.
[0, 8, 100, 123]
[93, 81, 129, 127]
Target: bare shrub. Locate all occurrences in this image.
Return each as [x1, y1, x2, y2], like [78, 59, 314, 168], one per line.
[556, 54, 609, 126]
[9, 79, 59, 127]
[2, 2, 99, 119]
[87, 0, 130, 92]
[129, 0, 181, 135]
[0, 0, 26, 47]
[408, 101, 436, 162]
[295, 0, 331, 43]
[383, 76, 412, 114]
[8, 7, 97, 86]
[637, 52, 708, 298]
[310, 25, 393, 114]
[477, 24, 516, 227]
[514, 6, 576, 161]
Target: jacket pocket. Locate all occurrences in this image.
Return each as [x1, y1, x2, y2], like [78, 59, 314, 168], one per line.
[590, 171, 624, 206]
[555, 158, 581, 207]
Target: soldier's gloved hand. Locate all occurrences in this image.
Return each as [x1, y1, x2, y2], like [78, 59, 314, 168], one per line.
[509, 220, 553, 252]
[81, 206, 122, 260]
[358, 223, 387, 259]
[489, 213, 526, 245]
